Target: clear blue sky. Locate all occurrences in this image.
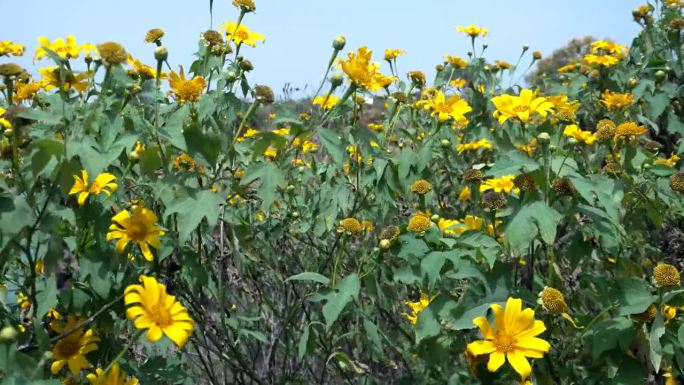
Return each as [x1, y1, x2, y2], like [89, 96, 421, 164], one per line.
[5, 1, 643, 98]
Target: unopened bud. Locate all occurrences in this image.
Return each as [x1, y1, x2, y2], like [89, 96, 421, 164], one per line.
[0, 326, 17, 343]
[331, 73, 344, 87]
[379, 239, 391, 249]
[154, 46, 168, 61]
[332, 35, 346, 51]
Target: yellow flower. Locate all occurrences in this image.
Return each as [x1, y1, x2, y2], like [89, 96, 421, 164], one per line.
[128, 54, 166, 80]
[339, 47, 396, 92]
[232, 0, 256, 12]
[458, 186, 471, 201]
[124, 275, 194, 347]
[69, 170, 118, 206]
[13, 81, 41, 102]
[480, 175, 520, 195]
[491, 89, 554, 125]
[368, 123, 384, 132]
[173, 153, 200, 171]
[416, 91, 472, 122]
[444, 54, 468, 68]
[86, 364, 138, 385]
[654, 153, 681, 168]
[17, 291, 31, 309]
[361, 220, 374, 231]
[563, 124, 597, 145]
[0, 107, 10, 129]
[583, 54, 619, 67]
[615, 121, 648, 138]
[438, 218, 461, 235]
[0, 40, 25, 57]
[591, 40, 628, 58]
[337, 218, 362, 235]
[38, 67, 92, 93]
[457, 138, 493, 153]
[403, 292, 433, 324]
[35, 259, 45, 274]
[663, 305, 681, 322]
[264, 146, 278, 159]
[298, 140, 319, 153]
[168, 66, 206, 103]
[600, 90, 634, 111]
[35, 36, 95, 61]
[106, 204, 165, 262]
[495, 60, 512, 70]
[457, 24, 489, 38]
[273, 127, 290, 136]
[517, 138, 538, 156]
[236, 128, 260, 142]
[466, 297, 551, 379]
[450, 78, 467, 88]
[220, 22, 265, 47]
[50, 315, 100, 375]
[547, 94, 580, 121]
[410, 179, 432, 195]
[557, 63, 579, 73]
[312, 94, 340, 110]
[407, 213, 432, 234]
[383, 48, 405, 61]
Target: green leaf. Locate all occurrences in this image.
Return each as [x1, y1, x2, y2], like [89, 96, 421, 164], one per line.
[241, 162, 286, 211]
[286, 272, 330, 285]
[0, 196, 35, 249]
[298, 323, 315, 359]
[415, 306, 440, 343]
[165, 189, 224, 244]
[16, 108, 62, 125]
[421, 252, 448, 285]
[504, 202, 562, 256]
[485, 150, 540, 177]
[649, 314, 665, 372]
[159, 105, 190, 151]
[317, 127, 346, 166]
[319, 273, 360, 329]
[28, 139, 63, 178]
[139, 147, 162, 176]
[35, 275, 58, 319]
[616, 277, 655, 316]
[590, 317, 634, 359]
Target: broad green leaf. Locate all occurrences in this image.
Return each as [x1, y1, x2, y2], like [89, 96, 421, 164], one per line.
[286, 272, 329, 285]
[165, 189, 224, 244]
[317, 127, 346, 166]
[241, 162, 286, 211]
[319, 273, 360, 329]
[616, 277, 655, 316]
[504, 202, 562, 256]
[35, 275, 58, 319]
[485, 150, 540, 177]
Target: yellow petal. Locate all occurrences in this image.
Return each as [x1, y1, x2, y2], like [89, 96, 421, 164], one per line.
[506, 351, 532, 379]
[487, 351, 506, 372]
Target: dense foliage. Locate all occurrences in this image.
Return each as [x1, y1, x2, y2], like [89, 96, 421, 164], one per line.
[1, 1, 684, 384]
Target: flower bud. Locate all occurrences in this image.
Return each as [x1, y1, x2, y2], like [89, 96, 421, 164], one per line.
[0, 326, 17, 343]
[537, 132, 551, 143]
[154, 46, 168, 61]
[239, 59, 254, 72]
[331, 73, 344, 87]
[655, 70, 666, 81]
[522, 44, 529, 51]
[379, 239, 391, 250]
[332, 35, 346, 51]
[440, 139, 450, 147]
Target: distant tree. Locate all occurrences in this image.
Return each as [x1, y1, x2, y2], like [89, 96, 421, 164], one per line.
[526, 36, 595, 86]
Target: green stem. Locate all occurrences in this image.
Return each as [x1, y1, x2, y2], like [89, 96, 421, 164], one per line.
[234, 100, 260, 145]
[313, 49, 341, 99]
[105, 329, 144, 372]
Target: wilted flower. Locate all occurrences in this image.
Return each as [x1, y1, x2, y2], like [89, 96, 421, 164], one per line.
[615, 121, 647, 138]
[144, 28, 165, 44]
[97, 42, 127, 67]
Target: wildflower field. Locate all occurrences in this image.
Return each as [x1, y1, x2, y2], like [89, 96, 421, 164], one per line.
[2, 1, 684, 384]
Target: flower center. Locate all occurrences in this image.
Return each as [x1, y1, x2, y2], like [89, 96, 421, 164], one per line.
[148, 303, 173, 328]
[493, 331, 517, 354]
[235, 30, 249, 41]
[513, 105, 529, 113]
[127, 219, 149, 241]
[54, 336, 81, 358]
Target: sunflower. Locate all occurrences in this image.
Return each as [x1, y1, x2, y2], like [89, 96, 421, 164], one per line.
[69, 170, 118, 206]
[106, 203, 164, 262]
[480, 175, 520, 195]
[491, 89, 554, 125]
[86, 364, 138, 385]
[50, 315, 100, 375]
[312, 94, 340, 110]
[466, 297, 551, 379]
[34, 36, 96, 61]
[600, 90, 634, 111]
[457, 138, 493, 153]
[457, 24, 489, 38]
[416, 91, 472, 122]
[168, 66, 206, 103]
[563, 124, 597, 145]
[38, 67, 92, 93]
[220, 22, 265, 47]
[338, 47, 396, 92]
[124, 275, 194, 348]
[0, 40, 25, 57]
[403, 292, 433, 324]
[128, 54, 166, 80]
